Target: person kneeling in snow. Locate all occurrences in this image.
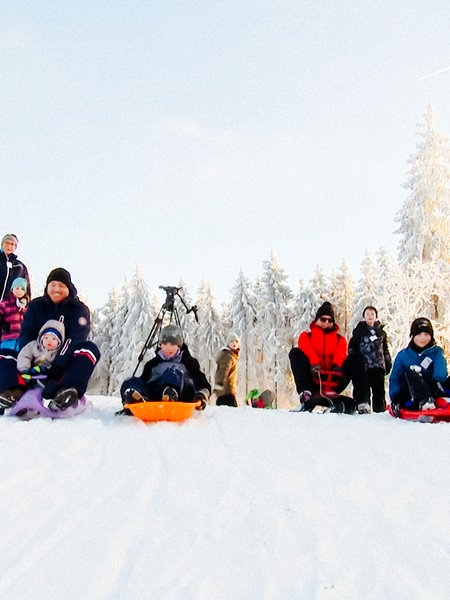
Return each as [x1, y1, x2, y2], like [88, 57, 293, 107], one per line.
[389, 317, 449, 417]
[0, 268, 100, 411]
[120, 324, 210, 413]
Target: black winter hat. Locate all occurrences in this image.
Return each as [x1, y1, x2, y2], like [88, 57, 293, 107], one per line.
[315, 302, 335, 323]
[410, 317, 434, 339]
[45, 268, 77, 297]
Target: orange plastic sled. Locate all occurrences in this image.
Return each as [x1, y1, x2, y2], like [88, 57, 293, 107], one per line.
[125, 400, 201, 422]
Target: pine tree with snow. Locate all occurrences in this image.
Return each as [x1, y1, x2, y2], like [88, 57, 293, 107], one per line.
[194, 280, 223, 386]
[396, 105, 450, 266]
[228, 269, 258, 399]
[350, 250, 377, 332]
[328, 260, 355, 337]
[89, 289, 120, 394]
[254, 253, 294, 405]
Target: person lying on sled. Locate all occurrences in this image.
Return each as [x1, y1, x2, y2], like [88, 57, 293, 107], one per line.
[389, 317, 450, 417]
[120, 324, 210, 412]
[288, 301, 366, 413]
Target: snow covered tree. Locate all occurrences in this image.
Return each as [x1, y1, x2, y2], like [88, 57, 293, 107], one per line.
[396, 105, 450, 266]
[194, 280, 223, 386]
[350, 250, 377, 332]
[328, 260, 355, 337]
[291, 279, 318, 339]
[254, 253, 294, 405]
[228, 269, 258, 400]
[89, 289, 120, 394]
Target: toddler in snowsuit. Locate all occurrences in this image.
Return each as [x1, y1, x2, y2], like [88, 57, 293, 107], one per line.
[348, 306, 392, 412]
[213, 332, 240, 407]
[17, 319, 65, 385]
[389, 317, 449, 416]
[0, 277, 29, 351]
[120, 324, 210, 412]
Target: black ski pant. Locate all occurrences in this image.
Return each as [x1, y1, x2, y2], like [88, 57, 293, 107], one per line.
[289, 348, 368, 404]
[366, 367, 386, 413]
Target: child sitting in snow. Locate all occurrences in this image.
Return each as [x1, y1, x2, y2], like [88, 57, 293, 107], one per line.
[119, 324, 210, 413]
[213, 332, 240, 407]
[0, 277, 29, 351]
[17, 319, 65, 384]
[389, 317, 449, 416]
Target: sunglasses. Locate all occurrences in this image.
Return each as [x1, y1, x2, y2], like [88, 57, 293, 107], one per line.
[319, 316, 333, 323]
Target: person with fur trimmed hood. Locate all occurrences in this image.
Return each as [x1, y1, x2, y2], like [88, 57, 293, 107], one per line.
[0, 234, 30, 302]
[0, 268, 100, 411]
[348, 306, 392, 413]
[119, 324, 211, 414]
[289, 301, 367, 413]
[213, 332, 240, 407]
[389, 317, 449, 416]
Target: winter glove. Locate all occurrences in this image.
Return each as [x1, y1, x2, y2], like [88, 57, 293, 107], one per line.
[45, 364, 64, 382]
[310, 364, 321, 375]
[409, 365, 422, 373]
[194, 391, 207, 411]
[20, 369, 33, 383]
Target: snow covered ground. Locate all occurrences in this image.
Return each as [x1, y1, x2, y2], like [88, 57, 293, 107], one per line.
[1, 396, 449, 599]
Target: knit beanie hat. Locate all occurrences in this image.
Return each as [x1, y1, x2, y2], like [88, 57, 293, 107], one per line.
[1, 234, 18, 247]
[226, 332, 240, 346]
[39, 319, 65, 348]
[315, 302, 335, 323]
[410, 317, 434, 339]
[159, 324, 183, 347]
[10, 277, 27, 292]
[45, 268, 77, 297]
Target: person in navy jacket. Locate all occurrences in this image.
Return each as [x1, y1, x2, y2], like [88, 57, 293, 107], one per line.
[389, 317, 448, 415]
[0, 268, 100, 411]
[0, 234, 30, 302]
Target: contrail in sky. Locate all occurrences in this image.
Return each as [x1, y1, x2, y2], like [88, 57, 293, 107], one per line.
[419, 65, 450, 80]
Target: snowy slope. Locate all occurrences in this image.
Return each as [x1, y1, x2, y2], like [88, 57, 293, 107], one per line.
[1, 397, 449, 600]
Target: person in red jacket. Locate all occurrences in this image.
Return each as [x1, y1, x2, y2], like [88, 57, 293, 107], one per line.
[289, 302, 368, 413]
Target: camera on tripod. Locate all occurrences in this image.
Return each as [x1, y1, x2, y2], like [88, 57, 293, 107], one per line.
[133, 285, 198, 375]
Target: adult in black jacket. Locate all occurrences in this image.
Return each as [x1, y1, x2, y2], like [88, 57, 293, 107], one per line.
[0, 234, 30, 301]
[120, 324, 210, 411]
[348, 306, 391, 412]
[0, 268, 100, 411]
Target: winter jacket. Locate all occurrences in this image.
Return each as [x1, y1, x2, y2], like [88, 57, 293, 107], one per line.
[348, 321, 392, 373]
[142, 344, 211, 398]
[0, 251, 30, 302]
[0, 294, 28, 342]
[297, 322, 348, 371]
[17, 319, 66, 372]
[389, 343, 447, 401]
[19, 294, 91, 371]
[214, 347, 239, 397]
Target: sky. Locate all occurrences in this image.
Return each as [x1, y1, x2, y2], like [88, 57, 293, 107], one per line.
[1, 395, 450, 598]
[2, 1, 450, 309]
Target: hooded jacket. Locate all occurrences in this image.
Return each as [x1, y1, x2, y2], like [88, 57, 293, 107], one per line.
[298, 321, 348, 371]
[17, 319, 66, 371]
[18, 293, 90, 370]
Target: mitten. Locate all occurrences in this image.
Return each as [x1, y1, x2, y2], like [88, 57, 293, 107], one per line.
[30, 365, 46, 376]
[20, 369, 33, 383]
[310, 363, 321, 375]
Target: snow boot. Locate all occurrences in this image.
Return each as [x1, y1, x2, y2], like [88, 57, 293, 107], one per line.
[0, 388, 24, 409]
[48, 388, 79, 411]
[162, 386, 179, 402]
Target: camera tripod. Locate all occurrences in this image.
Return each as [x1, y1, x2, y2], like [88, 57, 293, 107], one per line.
[133, 286, 198, 375]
